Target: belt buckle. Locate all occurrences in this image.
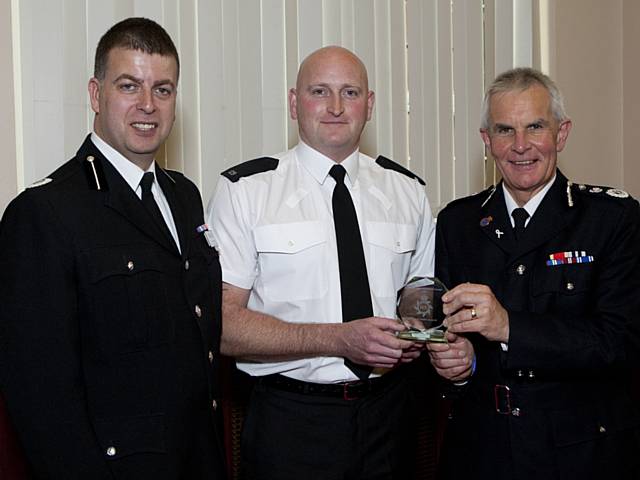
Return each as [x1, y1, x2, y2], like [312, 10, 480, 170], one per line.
[342, 381, 362, 401]
[494, 384, 511, 415]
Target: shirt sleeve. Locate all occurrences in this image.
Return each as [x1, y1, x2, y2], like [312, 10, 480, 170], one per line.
[206, 177, 258, 290]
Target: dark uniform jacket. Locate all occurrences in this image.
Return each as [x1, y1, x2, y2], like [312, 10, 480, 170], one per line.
[436, 171, 640, 480]
[0, 136, 226, 479]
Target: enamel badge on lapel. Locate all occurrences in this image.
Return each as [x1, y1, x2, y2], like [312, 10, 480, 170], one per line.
[480, 216, 493, 227]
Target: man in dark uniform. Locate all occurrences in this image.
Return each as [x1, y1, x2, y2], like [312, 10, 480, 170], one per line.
[428, 67, 640, 479]
[0, 18, 226, 479]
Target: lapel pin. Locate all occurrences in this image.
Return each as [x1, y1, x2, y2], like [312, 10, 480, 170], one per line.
[480, 216, 493, 227]
[495, 229, 504, 239]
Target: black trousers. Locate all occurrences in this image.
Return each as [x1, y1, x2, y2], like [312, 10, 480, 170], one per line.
[241, 373, 417, 480]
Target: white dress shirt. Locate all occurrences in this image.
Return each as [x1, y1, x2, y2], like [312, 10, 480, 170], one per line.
[91, 132, 181, 252]
[207, 142, 435, 383]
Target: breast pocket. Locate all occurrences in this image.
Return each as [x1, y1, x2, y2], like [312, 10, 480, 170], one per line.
[85, 246, 172, 355]
[532, 262, 595, 314]
[253, 221, 329, 301]
[366, 222, 417, 298]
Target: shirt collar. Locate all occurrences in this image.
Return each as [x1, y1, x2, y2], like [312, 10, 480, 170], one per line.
[91, 132, 156, 192]
[503, 174, 556, 220]
[295, 141, 360, 186]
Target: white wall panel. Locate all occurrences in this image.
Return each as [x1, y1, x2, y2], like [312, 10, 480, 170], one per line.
[5, 0, 533, 216]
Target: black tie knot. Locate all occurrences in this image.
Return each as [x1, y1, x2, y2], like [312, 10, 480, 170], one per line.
[329, 164, 346, 185]
[140, 171, 155, 195]
[512, 207, 529, 240]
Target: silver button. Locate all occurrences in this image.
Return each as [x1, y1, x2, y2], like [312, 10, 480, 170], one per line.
[127, 261, 134, 271]
[516, 370, 524, 377]
[516, 264, 526, 275]
[194, 305, 202, 318]
[528, 369, 535, 379]
[106, 446, 116, 457]
[566, 282, 574, 291]
[599, 425, 606, 433]
[184, 260, 190, 271]
[208, 351, 214, 363]
[511, 408, 521, 417]
[212, 399, 218, 411]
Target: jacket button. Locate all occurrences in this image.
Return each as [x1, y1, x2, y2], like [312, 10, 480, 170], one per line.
[106, 446, 116, 457]
[212, 399, 218, 411]
[208, 351, 214, 363]
[516, 264, 526, 275]
[511, 408, 521, 417]
[516, 370, 524, 377]
[194, 305, 202, 318]
[184, 259, 190, 271]
[127, 261, 134, 271]
[599, 425, 606, 433]
[528, 369, 535, 379]
[566, 282, 574, 291]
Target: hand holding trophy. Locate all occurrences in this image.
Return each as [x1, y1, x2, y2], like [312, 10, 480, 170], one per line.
[396, 276, 448, 343]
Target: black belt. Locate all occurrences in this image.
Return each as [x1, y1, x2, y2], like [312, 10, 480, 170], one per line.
[259, 368, 402, 401]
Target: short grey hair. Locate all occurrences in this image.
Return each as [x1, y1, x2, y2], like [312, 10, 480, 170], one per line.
[480, 67, 568, 130]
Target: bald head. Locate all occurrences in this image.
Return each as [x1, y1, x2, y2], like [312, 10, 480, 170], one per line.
[296, 46, 369, 92]
[289, 46, 374, 162]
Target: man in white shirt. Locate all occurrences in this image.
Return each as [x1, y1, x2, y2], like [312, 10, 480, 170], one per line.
[208, 46, 472, 478]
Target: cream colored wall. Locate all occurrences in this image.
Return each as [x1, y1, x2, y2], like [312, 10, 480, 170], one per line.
[550, 0, 639, 197]
[623, 0, 640, 197]
[0, 1, 17, 214]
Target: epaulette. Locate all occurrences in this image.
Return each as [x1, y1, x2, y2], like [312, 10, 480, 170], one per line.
[375, 156, 425, 186]
[221, 157, 279, 182]
[573, 182, 630, 199]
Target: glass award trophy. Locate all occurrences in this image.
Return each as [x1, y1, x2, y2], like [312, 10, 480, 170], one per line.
[396, 276, 448, 343]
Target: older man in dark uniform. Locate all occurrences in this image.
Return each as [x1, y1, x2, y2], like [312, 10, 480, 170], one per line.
[0, 18, 226, 479]
[428, 68, 640, 479]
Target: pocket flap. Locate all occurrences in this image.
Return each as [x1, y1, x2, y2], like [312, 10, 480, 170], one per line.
[253, 221, 326, 253]
[94, 414, 166, 459]
[366, 222, 417, 253]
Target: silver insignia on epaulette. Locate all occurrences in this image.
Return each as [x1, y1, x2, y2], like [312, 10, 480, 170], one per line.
[26, 177, 52, 188]
[605, 188, 629, 198]
[589, 187, 603, 193]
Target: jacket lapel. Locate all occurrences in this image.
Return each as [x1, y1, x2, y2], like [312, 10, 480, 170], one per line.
[76, 138, 180, 255]
[156, 165, 190, 259]
[479, 186, 517, 254]
[508, 172, 576, 264]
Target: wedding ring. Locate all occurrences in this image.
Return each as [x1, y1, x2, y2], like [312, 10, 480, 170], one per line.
[470, 307, 477, 319]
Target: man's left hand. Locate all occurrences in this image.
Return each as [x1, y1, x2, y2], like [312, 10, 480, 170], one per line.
[442, 283, 509, 343]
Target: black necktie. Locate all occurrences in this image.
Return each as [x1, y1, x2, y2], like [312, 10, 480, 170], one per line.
[140, 172, 177, 249]
[512, 207, 529, 241]
[329, 164, 373, 380]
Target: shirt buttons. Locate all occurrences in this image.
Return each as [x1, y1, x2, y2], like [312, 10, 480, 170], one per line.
[288, 240, 294, 247]
[184, 259, 190, 271]
[127, 261, 134, 271]
[208, 351, 214, 363]
[194, 305, 202, 318]
[516, 264, 526, 275]
[566, 282, 575, 291]
[106, 446, 116, 457]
